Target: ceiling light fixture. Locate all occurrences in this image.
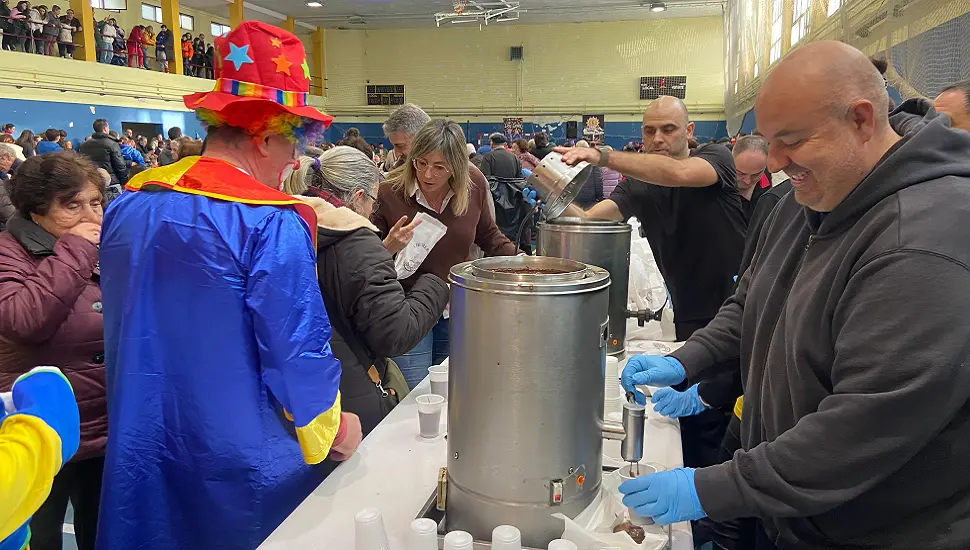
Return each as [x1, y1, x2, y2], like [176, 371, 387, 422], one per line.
[306, 1, 322, 7]
[650, 2, 666, 11]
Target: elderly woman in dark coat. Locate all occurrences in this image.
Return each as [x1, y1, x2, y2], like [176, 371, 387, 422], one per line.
[284, 146, 449, 436]
[0, 151, 106, 550]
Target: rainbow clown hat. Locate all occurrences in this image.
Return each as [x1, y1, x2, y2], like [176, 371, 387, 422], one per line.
[184, 21, 333, 129]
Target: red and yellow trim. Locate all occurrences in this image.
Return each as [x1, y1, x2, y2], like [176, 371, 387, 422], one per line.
[126, 157, 318, 246]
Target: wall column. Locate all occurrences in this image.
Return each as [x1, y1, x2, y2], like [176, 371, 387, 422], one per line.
[283, 17, 296, 33]
[310, 27, 326, 97]
[161, 0, 183, 75]
[229, 0, 245, 29]
[69, 0, 95, 62]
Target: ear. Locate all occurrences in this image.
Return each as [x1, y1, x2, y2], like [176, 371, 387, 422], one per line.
[253, 133, 273, 159]
[686, 121, 696, 138]
[849, 99, 877, 141]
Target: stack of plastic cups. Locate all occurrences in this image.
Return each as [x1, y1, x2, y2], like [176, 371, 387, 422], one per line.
[604, 356, 622, 416]
[408, 518, 439, 550]
[547, 540, 578, 550]
[443, 530, 474, 550]
[491, 525, 522, 550]
[354, 508, 390, 550]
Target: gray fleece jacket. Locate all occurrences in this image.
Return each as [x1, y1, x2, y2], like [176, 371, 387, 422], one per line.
[671, 99, 970, 549]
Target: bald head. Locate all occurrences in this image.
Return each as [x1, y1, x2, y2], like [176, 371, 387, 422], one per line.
[646, 96, 689, 127]
[761, 41, 890, 128]
[642, 95, 693, 157]
[754, 41, 901, 213]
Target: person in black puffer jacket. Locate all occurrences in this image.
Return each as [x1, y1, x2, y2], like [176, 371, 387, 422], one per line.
[77, 119, 128, 185]
[284, 146, 449, 436]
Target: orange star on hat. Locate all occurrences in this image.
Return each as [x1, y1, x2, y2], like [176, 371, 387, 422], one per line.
[183, 21, 332, 128]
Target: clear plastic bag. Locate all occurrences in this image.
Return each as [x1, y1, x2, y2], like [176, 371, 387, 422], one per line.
[627, 218, 668, 313]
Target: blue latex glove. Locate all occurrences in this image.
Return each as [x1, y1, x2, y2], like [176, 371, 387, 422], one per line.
[651, 384, 710, 418]
[11, 366, 81, 466]
[619, 468, 707, 525]
[521, 168, 532, 178]
[523, 186, 538, 207]
[620, 355, 687, 404]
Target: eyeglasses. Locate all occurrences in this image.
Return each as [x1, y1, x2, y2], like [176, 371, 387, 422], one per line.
[368, 193, 381, 214]
[413, 158, 451, 179]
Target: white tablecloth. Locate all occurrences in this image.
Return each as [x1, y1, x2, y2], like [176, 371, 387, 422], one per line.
[260, 334, 690, 549]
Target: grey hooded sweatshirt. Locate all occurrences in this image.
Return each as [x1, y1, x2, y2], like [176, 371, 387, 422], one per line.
[670, 99, 970, 548]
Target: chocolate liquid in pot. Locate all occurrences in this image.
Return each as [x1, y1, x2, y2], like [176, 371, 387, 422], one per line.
[490, 267, 576, 274]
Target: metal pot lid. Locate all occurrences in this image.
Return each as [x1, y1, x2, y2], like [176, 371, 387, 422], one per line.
[525, 152, 593, 220]
[538, 218, 633, 234]
[449, 256, 610, 295]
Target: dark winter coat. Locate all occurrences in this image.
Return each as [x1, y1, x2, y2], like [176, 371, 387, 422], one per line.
[306, 195, 448, 435]
[78, 132, 128, 184]
[0, 216, 107, 461]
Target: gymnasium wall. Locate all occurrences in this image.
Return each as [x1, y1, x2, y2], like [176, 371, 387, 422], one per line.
[0, 14, 730, 146]
[320, 16, 728, 146]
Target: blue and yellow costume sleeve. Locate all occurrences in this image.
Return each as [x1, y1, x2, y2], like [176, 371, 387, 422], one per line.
[0, 367, 80, 550]
[247, 209, 343, 464]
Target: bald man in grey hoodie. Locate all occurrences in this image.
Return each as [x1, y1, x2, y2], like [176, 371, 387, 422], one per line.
[619, 41, 970, 549]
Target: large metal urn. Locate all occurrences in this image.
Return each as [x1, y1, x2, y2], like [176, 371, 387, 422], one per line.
[446, 256, 610, 548]
[538, 218, 632, 356]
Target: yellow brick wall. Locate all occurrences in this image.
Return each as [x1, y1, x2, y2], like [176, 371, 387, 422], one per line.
[322, 16, 725, 121]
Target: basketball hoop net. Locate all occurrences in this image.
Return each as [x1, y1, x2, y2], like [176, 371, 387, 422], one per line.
[452, 0, 469, 14]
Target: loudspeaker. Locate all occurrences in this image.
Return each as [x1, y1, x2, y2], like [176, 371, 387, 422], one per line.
[565, 121, 578, 139]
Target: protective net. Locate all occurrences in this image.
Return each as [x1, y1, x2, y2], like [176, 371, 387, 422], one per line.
[724, 0, 970, 133]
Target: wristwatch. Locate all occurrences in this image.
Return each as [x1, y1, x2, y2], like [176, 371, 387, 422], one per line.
[595, 146, 610, 168]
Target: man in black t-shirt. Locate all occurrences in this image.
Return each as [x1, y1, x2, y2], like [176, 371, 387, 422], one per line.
[558, 96, 746, 339]
[557, 96, 747, 468]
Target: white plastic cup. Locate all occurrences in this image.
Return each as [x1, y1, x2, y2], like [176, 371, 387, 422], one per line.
[605, 356, 620, 397]
[616, 463, 660, 526]
[416, 394, 445, 438]
[443, 530, 474, 550]
[604, 395, 623, 416]
[428, 365, 449, 400]
[354, 508, 389, 550]
[408, 518, 439, 550]
[491, 525, 522, 550]
[547, 540, 578, 550]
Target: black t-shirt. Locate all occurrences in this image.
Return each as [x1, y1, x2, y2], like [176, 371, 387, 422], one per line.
[610, 144, 747, 323]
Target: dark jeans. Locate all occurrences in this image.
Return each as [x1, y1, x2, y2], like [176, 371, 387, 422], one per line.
[58, 42, 74, 57]
[30, 456, 104, 550]
[393, 317, 449, 389]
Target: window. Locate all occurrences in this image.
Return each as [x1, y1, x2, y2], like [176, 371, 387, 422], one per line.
[827, 0, 842, 16]
[791, 0, 811, 45]
[769, 0, 783, 63]
[142, 3, 163, 23]
[91, 0, 126, 9]
[179, 13, 194, 30]
[211, 22, 230, 37]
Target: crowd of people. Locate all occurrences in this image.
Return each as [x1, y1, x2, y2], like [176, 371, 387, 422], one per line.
[0, 1, 81, 57]
[1, 17, 970, 550]
[0, 6, 217, 77]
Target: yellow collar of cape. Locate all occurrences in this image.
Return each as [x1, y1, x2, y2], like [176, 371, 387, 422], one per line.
[125, 156, 317, 245]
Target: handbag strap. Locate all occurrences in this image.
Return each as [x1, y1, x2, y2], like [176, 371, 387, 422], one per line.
[323, 246, 390, 398]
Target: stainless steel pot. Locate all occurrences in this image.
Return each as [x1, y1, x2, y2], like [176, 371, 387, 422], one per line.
[446, 256, 610, 548]
[537, 218, 632, 356]
[525, 151, 593, 219]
